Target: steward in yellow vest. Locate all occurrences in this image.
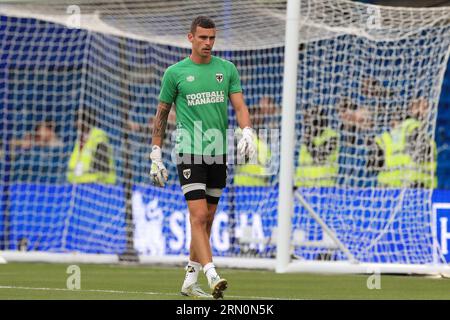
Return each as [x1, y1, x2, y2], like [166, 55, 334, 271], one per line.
[234, 98, 278, 187]
[234, 135, 271, 186]
[375, 118, 436, 188]
[67, 127, 116, 184]
[295, 128, 339, 187]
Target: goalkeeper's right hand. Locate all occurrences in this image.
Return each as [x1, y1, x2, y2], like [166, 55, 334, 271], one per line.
[150, 145, 168, 187]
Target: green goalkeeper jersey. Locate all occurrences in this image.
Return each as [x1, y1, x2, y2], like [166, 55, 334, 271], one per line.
[159, 56, 242, 156]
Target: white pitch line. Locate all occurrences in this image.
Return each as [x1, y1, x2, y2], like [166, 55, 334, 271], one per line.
[0, 285, 300, 300]
[0, 285, 178, 297]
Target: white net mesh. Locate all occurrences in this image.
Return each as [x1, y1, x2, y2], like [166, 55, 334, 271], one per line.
[0, 0, 449, 266]
[293, 1, 450, 264]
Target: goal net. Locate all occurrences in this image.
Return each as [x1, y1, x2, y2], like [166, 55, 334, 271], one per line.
[0, 0, 449, 273]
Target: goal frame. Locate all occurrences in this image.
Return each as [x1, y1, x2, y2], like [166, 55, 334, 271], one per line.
[0, 0, 449, 275]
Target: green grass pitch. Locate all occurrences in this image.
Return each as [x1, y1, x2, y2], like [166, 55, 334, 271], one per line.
[0, 263, 449, 300]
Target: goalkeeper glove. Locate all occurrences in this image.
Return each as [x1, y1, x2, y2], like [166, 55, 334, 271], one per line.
[237, 126, 256, 162]
[150, 145, 168, 187]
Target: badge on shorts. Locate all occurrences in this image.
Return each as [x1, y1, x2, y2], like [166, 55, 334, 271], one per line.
[215, 73, 223, 83]
[183, 169, 191, 179]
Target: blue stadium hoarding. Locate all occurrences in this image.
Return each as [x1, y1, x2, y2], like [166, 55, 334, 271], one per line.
[1, 184, 449, 264]
[432, 190, 450, 263]
[2, 183, 126, 254]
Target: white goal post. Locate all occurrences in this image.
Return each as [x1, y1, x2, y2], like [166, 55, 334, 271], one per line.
[0, 0, 450, 275]
[275, 0, 450, 275]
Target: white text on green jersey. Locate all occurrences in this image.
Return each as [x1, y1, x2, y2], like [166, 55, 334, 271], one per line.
[186, 91, 225, 107]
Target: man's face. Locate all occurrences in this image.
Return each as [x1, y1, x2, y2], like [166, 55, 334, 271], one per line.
[410, 98, 429, 120]
[35, 123, 53, 143]
[188, 26, 216, 58]
[253, 97, 277, 129]
[260, 97, 276, 115]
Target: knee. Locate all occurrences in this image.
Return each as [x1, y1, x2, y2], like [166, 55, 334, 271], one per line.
[190, 213, 209, 227]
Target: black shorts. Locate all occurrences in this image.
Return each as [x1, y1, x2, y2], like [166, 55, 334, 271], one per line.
[176, 154, 227, 204]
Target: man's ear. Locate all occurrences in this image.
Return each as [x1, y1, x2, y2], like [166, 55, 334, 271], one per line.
[188, 32, 194, 42]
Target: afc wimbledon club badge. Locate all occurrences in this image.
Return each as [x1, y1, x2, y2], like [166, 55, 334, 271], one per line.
[215, 73, 223, 83]
[183, 169, 191, 179]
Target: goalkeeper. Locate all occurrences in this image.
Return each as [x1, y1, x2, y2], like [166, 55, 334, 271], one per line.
[149, 16, 255, 299]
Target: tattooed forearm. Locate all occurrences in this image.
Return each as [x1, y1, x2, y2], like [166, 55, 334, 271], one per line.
[152, 102, 172, 139]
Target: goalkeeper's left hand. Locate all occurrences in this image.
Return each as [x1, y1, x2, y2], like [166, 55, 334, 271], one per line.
[237, 126, 256, 162]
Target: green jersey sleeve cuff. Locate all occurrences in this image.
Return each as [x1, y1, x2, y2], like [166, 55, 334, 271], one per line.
[229, 89, 242, 95]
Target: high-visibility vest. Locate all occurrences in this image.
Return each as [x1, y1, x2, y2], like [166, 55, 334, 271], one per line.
[295, 128, 339, 187]
[375, 119, 437, 188]
[234, 137, 271, 186]
[67, 127, 116, 184]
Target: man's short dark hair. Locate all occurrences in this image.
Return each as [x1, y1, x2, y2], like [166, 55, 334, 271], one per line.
[190, 16, 215, 34]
